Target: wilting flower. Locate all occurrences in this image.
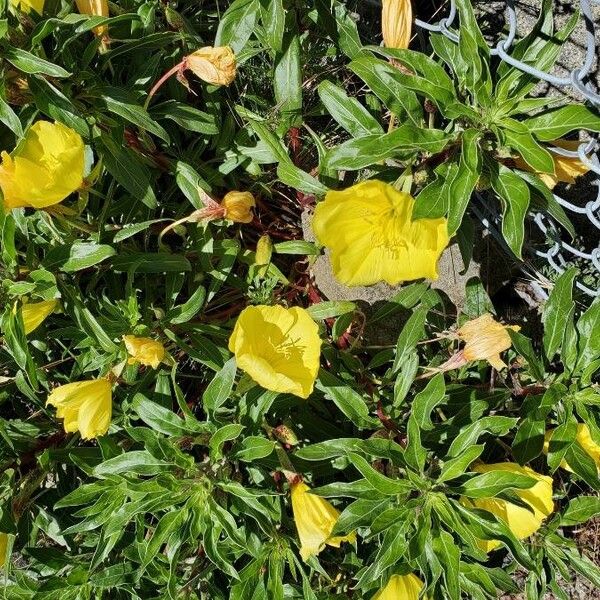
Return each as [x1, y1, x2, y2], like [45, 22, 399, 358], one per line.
[20, 299, 58, 335]
[0, 121, 85, 211]
[545, 423, 600, 472]
[123, 335, 165, 369]
[312, 180, 449, 286]
[221, 191, 256, 223]
[291, 481, 356, 561]
[228, 305, 321, 399]
[461, 462, 554, 552]
[184, 46, 237, 86]
[373, 574, 426, 600]
[75, 0, 109, 38]
[513, 139, 590, 189]
[382, 0, 413, 49]
[10, 0, 44, 15]
[0, 533, 8, 568]
[46, 379, 112, 440]
[458, 313, 519, 370]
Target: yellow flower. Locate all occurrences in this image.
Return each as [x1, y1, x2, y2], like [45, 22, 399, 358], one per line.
[184, 46, 237, 86]
[46, 379, 112, 440]
[545, 423, 600, 472]
[382, 0, 413, 49]
[221, 191, 256, 223]
[513, 139, 590, 189]
[0, 121, 85, 211]
[373, 574, 426, 600]
[290, 481, 356, 561]
[461, 462, 554, 552]
[312, 180, 449, 286]
[75, 0, 109, 37]
[123, 335, 165, 369]
[20, 299, 58, 335]
[457, 313, 519, 370]
[10, 0, 44, 14]
[228, 305, 321, 399]
[0, 533, 8, 568]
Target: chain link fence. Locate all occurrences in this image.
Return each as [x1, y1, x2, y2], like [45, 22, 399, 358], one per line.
[416, 0, 600, 298]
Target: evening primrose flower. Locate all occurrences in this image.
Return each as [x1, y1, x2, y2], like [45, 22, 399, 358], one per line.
[513, 139, 590, 189]
[75, 0, 109, 37]
[291, 481, 356, 561]
[228, 305, 321, 399]
[46, 379, 112, 440]
[123, 335, 165, 369]
[20, 299, 58, 335]
[0, 121, 85, 211]
[221, 191, 255, 223]
[185, 46, 237, 86]
[373, 574, 426, 600]
[382, 0, 413, 49]
[461, 462, 554, 552]
[458, 313, 519, 370]
[10, 0, 44, 14]
[312, 180, 449, 286]
[545, 423, 600, 472]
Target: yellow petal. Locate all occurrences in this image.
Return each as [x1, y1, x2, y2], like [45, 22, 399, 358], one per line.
[47, 380, 112, 439]
[312, 180, 449, 287]
[229, 305, 321, 399]
[291, 482, 355, 561]
[220, 191, 256, 223]
[185, 46, 237, 86]
[75, 0, 109, 36]
[373, 574, 426, 600]
[0, 121, 85, 211]
[10, 0, 44, 14]
[20, 299, 58, 335]
[123, 335, 165, 369]
[461, 462, 553, 552]
[0, 533, 8, 568]
[382, 0, 413, 49]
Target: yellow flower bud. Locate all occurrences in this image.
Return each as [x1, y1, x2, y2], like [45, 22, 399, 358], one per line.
[460, 462, 553, 552]
[255, 234, 273, 266]
[46, 379, 112, 440]
[0, 121, 85, 211]
[457, 313, 519, 370]
[0, 533, 8, 568]
[185, 46, 237, 86]
[290, 481, 355, 561]
[382, 0, 413, 49]
[75, 0, 109, 37]
[20, 299, 58, 335]
[123, 335, 166, 369]
[221, 191, 256, 224]
[10, 0, 44, 15]
[373, 574, 428, 600]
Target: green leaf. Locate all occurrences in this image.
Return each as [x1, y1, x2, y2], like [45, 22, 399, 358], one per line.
[210, 424, 245, 459]
[503, 123, 555, 174]
[411, 374, 446, 431]
[525, 104, 600, 141]
[276, 161, 327, 195]
[448, 416, 518, 457]
[274, 34, 302, 128]
[347, 452, 412, 495]
[111, 253, 191, 273]
[392, 306, 428, 373]
[235, 436, 276, 461]
[306, 301, 355, 320]
[561, 496, 600, 526]
[203, 357, 237, 413]
[512, 418, 545, 464]
[260, 0, 285, 52]
[576, 299, 600, 372]
[0, 97, 23, 138]
[542, 267, 577, 361]
[2, 45, 71, 77]
[93, 451, 173, 477]
[152, 101, 219, 135]
[133, 394, 202, 436]
[166, 285, 206, 325]
[60, 243, 115, 273]
[438, 445, 484, 483]
[459, 471, 538, 498]
[215, 0, 260, 53]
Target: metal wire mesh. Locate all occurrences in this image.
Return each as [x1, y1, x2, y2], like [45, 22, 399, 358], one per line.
[416, 0, 600, 298]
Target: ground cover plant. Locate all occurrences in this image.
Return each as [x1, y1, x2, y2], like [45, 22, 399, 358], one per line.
[1, 0, 600, 598]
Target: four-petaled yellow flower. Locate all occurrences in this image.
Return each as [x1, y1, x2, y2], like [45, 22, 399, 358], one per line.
[46, 379, 112, 440]
[513, 139, 590, 189]
[461, 462, 554, 552]
[545, 423, 600, 472]
[312, 180, 449, 286]
[0, 532, 8, 568]
[221, 191, 256, 223]
[0, 121, 85, 211]
[75, 0, 109, 37]
[10, 0, 44, 15]
[20, 299, 58, 335]
[228, 305, 321, 399]
[123, 335, 166, 369]
[184, 46, 237, 86]
[373, 574, 427, 600]
[458, 313, 519, 370]
[382, 0, 413, 49]
[290, 481, 356, 561]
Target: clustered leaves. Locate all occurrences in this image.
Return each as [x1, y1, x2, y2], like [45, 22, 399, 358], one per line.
[1, 1, 600, 599]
